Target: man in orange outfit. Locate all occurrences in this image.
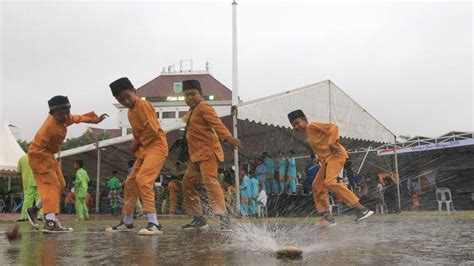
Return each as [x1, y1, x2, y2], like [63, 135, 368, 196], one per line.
[180, 80, 242, 231]
[26, 95, 108, 233]
[288, 109, 374, 227]
[105, 77, 168, 235]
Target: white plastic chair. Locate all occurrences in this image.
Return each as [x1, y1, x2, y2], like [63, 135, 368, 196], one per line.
[436, 188, 455, 214]
[329, 195, 341, 215]
[258, 204, 267, 218]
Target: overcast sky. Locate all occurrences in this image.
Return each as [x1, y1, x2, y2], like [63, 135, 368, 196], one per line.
[1, 1, 472, 141]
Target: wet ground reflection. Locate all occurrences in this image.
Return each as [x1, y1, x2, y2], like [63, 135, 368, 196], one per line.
[1, 214, 473, 265]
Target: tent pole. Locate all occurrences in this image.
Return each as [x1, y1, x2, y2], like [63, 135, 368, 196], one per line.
[95, 144, 101, 213]
[356, 146, 371, 174]
[393, 136, 401, 211]
[232, 0, 240, 212]
[328, 80, 332, 123]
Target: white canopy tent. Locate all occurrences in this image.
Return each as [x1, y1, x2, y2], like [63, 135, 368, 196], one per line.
[237, 80, 395, 144]
[0, 121, 25, 191]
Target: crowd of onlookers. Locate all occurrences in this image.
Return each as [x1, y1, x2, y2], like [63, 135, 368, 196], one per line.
[2, 151, 443, 218]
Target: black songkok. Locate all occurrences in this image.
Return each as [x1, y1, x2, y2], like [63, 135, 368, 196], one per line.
[110, 77, 134, 97]
[182, 80, 202, 92]
[48, 96, 70, 112]
[287, 109, 306, 124]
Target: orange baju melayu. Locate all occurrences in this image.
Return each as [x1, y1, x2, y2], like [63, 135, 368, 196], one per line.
[182, 101, 231, 216]
[28, 112, 101, 214]
[123, 98, 168, 214]
[304, 122, 359, 213]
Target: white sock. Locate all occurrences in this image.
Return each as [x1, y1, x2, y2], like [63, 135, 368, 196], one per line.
[123, 214, 134, 225]
[35, 201, 42, 209]
[147, 213, 159, 225]
[45, 213, 55, 221]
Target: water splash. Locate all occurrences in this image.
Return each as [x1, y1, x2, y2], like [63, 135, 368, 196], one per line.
[226, 216, 381, 258]
[227, 217, 321, 256]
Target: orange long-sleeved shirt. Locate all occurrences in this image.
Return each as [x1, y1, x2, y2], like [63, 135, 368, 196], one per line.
[128, 98, 168, 159]
[304, 122, 348, 163]
[28, 112, 100, 174]
[184, 101, 232, 162]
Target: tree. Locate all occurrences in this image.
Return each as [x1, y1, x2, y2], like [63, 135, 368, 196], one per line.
[17, 139, 29, 152]
[62, 131, 113, 151]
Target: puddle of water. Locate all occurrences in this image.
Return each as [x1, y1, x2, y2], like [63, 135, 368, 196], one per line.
[0, 215, 473, 265]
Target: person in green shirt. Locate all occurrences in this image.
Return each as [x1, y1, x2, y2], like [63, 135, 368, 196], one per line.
[18, 153, 43, 221]
[74, 160, 89, 221]
[107, 171, 122, 215]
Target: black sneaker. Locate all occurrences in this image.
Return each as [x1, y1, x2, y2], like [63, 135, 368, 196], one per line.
[43, 220, 73, 234]
[105, 221, 135, 232]
[355, 209, 374, 221]
[219, 215, 232, 232]
[138, 223, 163, 235]
[182, 216, 209, 230]
[26, 207, 40, 230]
[317, 213, 337, 229]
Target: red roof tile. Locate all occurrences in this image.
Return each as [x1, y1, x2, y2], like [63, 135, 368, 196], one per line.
[136, 73, 232, 101]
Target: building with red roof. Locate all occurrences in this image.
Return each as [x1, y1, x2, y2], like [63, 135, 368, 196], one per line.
[114, 62, 233, 135]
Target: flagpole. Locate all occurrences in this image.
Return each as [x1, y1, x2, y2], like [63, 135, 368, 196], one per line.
[232, 0, 240, 212]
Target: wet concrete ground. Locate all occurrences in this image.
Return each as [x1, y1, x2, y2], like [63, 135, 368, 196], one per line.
[1, 212, 473, 265]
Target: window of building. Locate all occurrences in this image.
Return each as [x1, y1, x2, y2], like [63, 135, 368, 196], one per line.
[162, 111, 176, 119]
[204, 95, 215, 101]
[178, 111, 188, 118]
[156, 112, 160, 118]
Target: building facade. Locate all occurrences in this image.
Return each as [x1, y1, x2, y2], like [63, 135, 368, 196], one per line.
[114, 69, 233, 136]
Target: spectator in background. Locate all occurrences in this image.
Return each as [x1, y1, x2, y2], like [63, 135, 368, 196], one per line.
[384, 176, 400, 213]
[257, 184, 267, 217]
[374, 178, 385, 209]
[262, 152, 277, 195]
[107, 171, 122, 215]
[18, 152, 42, 222]
[287, 151, 297, 194]
[303, 154, 319, 195]
[86, 193, 93, 211]
[218, 169, 225, 185]
[156, 182, 168, 215]
[255, 158, 267, 191]
[64, 189, 75, 214]
[73, 160, 90, 221]
[239, 167, 251, 217]
[257, 184, 268, 207]
[222, 182, 235, 214]
[249, 173, 259, 217]
[277, 152, 288, 194]
[411, 192, 420, 211]
[169, 162, 185, 215]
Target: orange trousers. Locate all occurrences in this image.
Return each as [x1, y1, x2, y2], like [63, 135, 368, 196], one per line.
[123, 153, 166, 214]
[182, 155, 227, 216]
[33, 160, 66, 214]
[312, 156, 359, 213]
[168, 180, 181, 215]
